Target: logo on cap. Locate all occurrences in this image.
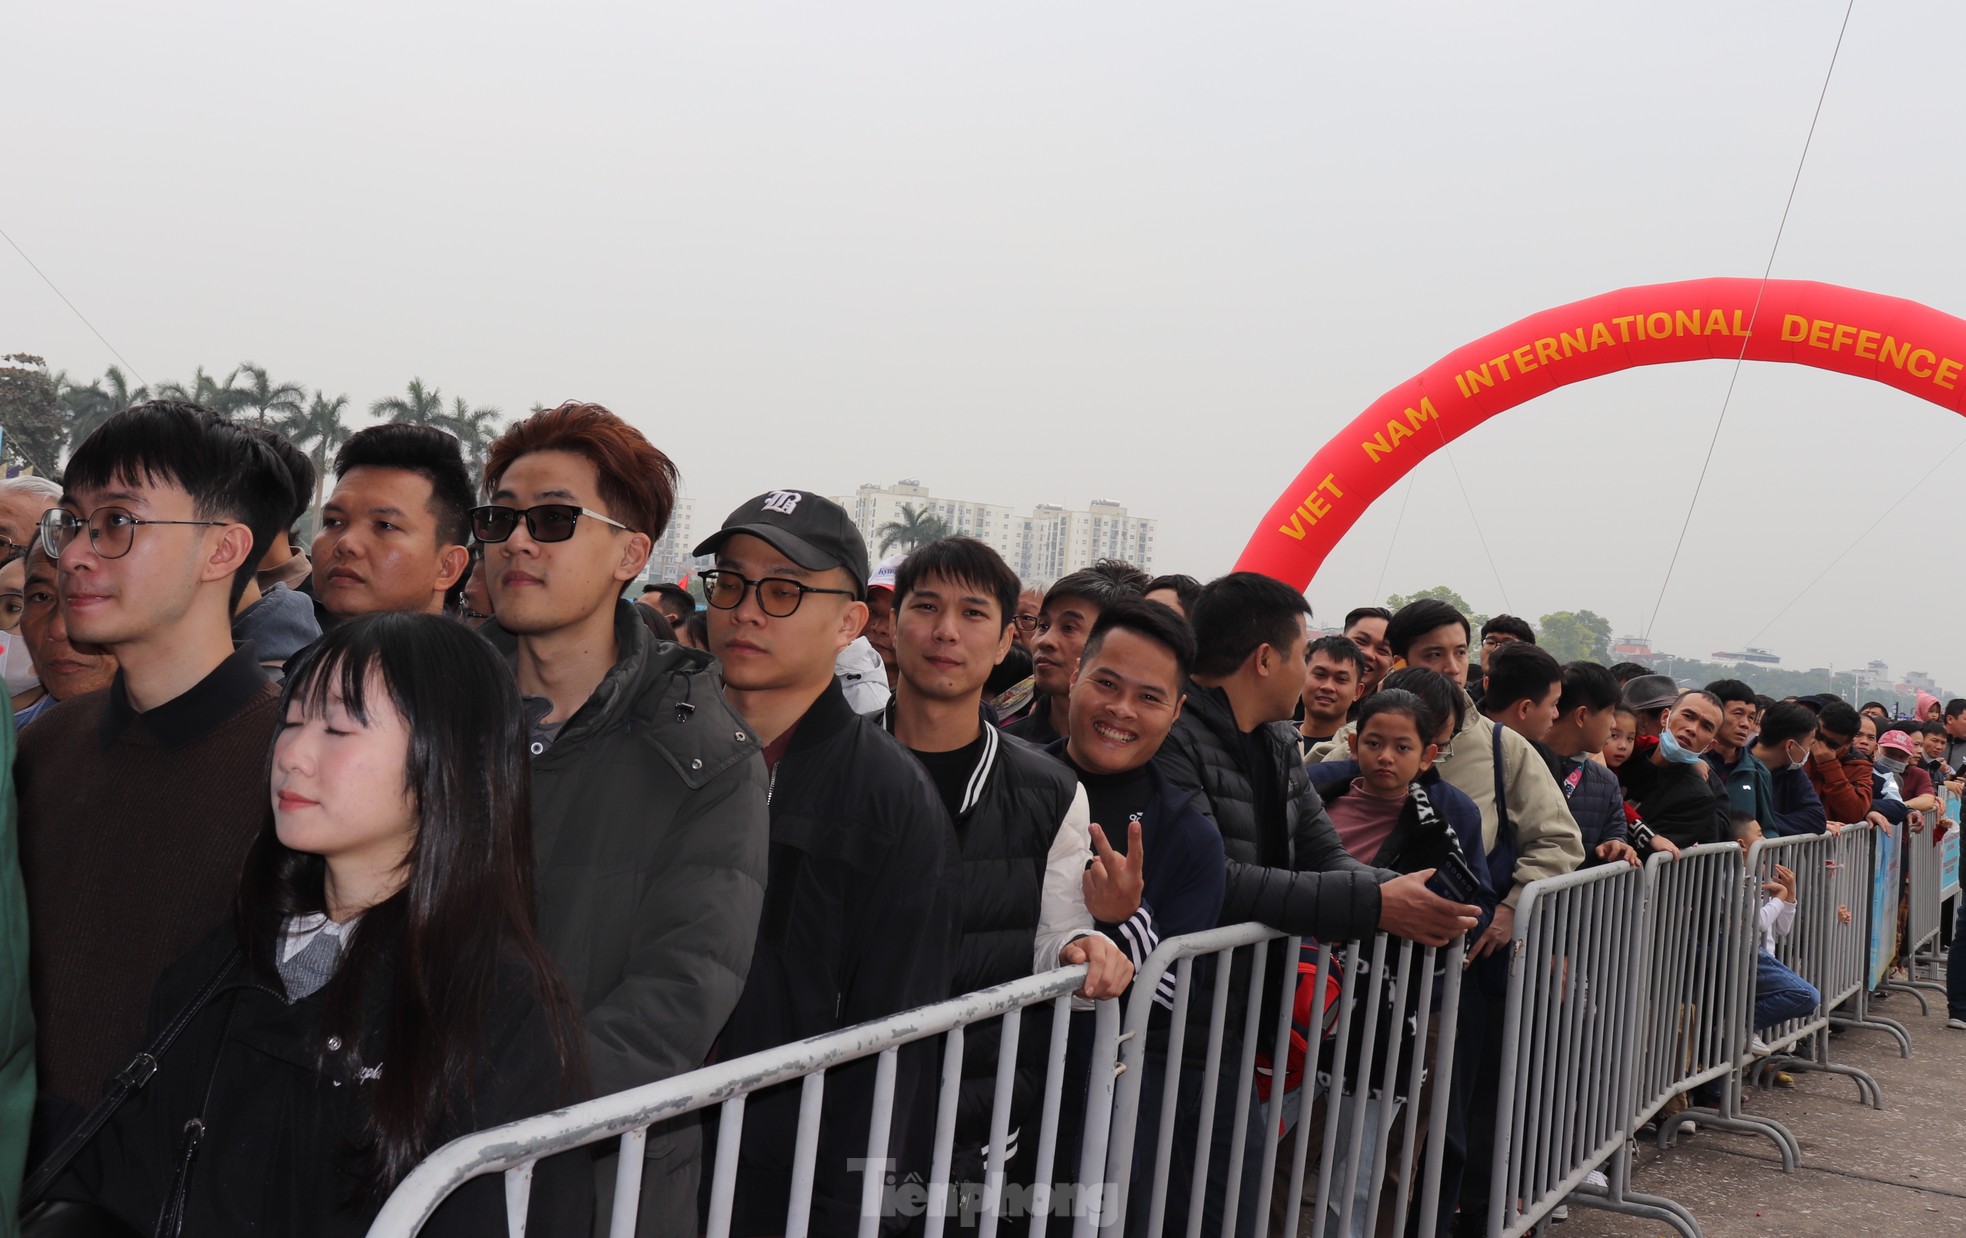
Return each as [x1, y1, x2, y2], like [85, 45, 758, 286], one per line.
[762, 490, 803, 516]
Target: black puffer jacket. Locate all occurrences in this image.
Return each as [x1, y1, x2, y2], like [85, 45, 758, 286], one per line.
[1154, 684, 1390, 1061]
[1154, 684, 1386, 940]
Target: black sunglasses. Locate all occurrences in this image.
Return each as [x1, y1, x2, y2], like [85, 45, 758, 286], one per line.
[470, 504, 632, 544]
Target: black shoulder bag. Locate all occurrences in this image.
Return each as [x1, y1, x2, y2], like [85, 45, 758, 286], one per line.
[20, 948, 241, 1233]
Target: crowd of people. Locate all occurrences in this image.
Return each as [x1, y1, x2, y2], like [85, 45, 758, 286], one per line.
[0, 397, 1955, 1237]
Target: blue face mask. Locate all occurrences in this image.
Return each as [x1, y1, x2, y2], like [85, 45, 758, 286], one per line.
[1657, 726, 1706, 765]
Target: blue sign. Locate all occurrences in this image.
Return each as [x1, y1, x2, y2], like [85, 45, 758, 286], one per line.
[1870, 824, 1902, 991]
[1942, 827, 1961, 899]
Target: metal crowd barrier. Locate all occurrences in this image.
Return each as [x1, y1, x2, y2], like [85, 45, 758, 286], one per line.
[369, 843, 1901, 1238]
[1890, 814, 1946, 1010]
[366, 965, 1121, 1238]
[1486, 862, 1694, 1238]
[1097, 924, 1464, 1238]
[1835, 824, 1913, 1056]
[1743, 828, 1883, 1106]
[1647, 844, 1797, 1167]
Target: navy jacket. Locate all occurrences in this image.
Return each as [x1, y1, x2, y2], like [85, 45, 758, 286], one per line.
[1537, 746, 1630, 856]
[1044, 740, 1226, 1010]
[1766, 764, 1828, 836]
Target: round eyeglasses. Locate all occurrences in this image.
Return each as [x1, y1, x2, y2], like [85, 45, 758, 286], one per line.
[700, 570, 856, 619]
[39, 507, 227, 561]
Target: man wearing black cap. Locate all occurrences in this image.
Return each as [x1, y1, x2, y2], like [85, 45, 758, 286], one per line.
[700, 489, 964, 1238]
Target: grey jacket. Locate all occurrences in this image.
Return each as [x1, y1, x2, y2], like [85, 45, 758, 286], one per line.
[486, 600, 771, 1236]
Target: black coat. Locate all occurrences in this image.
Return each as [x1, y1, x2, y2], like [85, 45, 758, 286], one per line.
[54, 926, 589, 1237]
[1154, 684, 1386, 940]
[714, 680, 964, 1237]
[1616, 741, 1730, 847]
[1153, 684, 1389, 1062]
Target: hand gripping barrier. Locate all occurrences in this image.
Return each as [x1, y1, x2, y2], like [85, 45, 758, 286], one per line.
[1743, 829, 1884, 1105]
[1096, 924, 1464, 1238]
[1484, 861, 1697, 1238]
[365, 964, 1121, 1238]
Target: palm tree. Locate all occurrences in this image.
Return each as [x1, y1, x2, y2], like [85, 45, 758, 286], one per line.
[233, 362, 308, 429]
[441, 396, 504, 479]
[286, 392, 352, 529]
[369, 377, 446, 426]
[157, 365, 252, 418]
[876, 502, 953, 554]
[59, 365, 149, 457]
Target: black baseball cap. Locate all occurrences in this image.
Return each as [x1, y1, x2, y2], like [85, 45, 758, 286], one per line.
[693, 490, 871, 598]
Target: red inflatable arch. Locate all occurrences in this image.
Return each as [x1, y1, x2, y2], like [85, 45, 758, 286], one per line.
[1234, 277, 1966, 588]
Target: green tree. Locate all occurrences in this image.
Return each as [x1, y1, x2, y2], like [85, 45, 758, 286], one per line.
[0, 354, 63, 475]
[370, 377, 446, 426]
[876, 502, 952, 554]
[441, 396, 503, 480]
[1537, 610, 1613, 664]
[1384, 585, 1488, 633]
[58, 365, 148, 456]
[157, 365, 254, 418]
[286, 392, 352, 530]
[234, 362, 308, 429]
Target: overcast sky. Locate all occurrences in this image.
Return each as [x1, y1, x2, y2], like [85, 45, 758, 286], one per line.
[7, 1, 1964, 687]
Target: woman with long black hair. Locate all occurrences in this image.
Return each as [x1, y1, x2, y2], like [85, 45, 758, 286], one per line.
[43, 612, 589, 1235]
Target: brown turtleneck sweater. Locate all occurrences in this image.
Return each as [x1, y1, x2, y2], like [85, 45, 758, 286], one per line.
[15, 644, 277, 1108]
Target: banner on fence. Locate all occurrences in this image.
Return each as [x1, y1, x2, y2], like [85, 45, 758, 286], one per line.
[1942, 826, 1960, 898]
[1870, 823, 1902, 991]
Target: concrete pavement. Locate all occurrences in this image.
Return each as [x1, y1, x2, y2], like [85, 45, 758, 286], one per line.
[1558, 983, 1966, 1237]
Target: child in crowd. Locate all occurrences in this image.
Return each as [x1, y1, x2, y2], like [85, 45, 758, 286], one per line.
[1282, 684, 1494, 1238]
[1733, 811, 1820, 1041]
[1601, 705, 1638, 770]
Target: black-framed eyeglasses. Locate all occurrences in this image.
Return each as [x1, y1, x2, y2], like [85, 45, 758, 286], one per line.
[701, 569, 855, 619]
[1011, 614, 1039, 633]
[470, 504, 632, 544]
[39, 506, 227, 561]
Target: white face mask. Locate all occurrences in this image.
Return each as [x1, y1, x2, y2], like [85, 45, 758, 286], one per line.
[0, 631, 36, 696]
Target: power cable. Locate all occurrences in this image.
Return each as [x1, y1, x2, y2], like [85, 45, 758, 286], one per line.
[1373, 475, 1415, 603]
[0, 222, 148, 387]
[1740, 428, 1966, 648]
[1644, 0, 1857, 638]
[1427, 416, 1512, 613]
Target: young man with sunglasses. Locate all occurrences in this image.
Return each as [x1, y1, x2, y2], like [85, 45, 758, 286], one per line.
[310, 422, 475, 626]
[478, 402, 771, 1238]
[699, 490, 962, 1237]
[15, 402, 291, 1134]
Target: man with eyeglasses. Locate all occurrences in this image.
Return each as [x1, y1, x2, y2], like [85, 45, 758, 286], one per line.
[1469, 615, 1534, 704]
[699, 489, 961, 1238]
[478, 402, 770, 1238]
[15, 401, 291, 1135]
